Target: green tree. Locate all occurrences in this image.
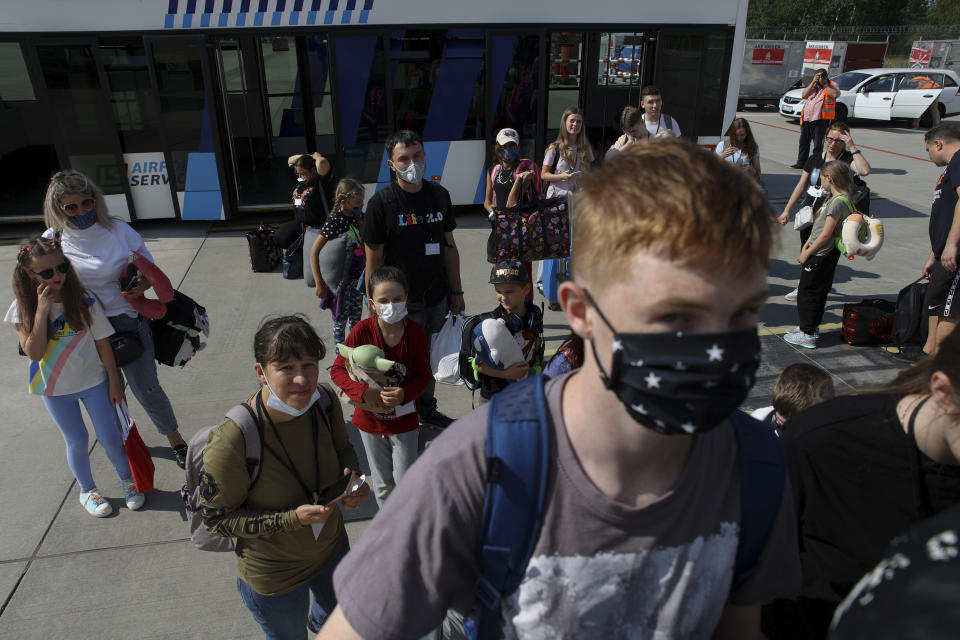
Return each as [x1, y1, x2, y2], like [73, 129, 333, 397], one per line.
[928, 0, 960, 23]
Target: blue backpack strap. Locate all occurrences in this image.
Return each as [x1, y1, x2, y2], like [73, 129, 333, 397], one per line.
[731, 410, 786, 589]
[468, 376, 551, 640]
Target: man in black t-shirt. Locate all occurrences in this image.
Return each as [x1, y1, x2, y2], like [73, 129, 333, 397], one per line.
[363, 130, 465, 428]
[922, 124, 960, 355]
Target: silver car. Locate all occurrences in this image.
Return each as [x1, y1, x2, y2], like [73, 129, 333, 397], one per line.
[778, 68, 960, 127]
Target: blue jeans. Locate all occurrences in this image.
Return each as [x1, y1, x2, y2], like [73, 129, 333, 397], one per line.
[407, 297, 449, 414]
[108, 314, 179, 437]
[236, 537, 349, 640]
[42, 379, 131, 491]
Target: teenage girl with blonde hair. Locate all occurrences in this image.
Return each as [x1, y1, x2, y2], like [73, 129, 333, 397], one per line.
[541, 107, 596, 198]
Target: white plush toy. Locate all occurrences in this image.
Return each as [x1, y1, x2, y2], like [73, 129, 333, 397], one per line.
[473, 317, 525, 369]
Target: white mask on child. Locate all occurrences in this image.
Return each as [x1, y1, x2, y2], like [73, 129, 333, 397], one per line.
[377, 301, 408, 324]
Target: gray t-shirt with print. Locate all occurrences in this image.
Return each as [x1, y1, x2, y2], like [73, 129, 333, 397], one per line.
[332, 373, 801, 639]
[810, 195, 855, 257]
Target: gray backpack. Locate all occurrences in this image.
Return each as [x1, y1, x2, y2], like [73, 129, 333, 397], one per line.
[180, 388, 334, 552]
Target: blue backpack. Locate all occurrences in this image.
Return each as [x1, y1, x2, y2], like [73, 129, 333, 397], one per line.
[463, 375, 786, 640]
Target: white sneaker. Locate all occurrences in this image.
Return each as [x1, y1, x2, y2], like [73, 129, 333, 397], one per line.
[119, 478, 145, 510]
[784, 288, 798, 301]
[79, 488, 113, 518]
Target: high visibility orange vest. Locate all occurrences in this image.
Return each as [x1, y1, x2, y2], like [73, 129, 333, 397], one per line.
[801, 82, 837, 123]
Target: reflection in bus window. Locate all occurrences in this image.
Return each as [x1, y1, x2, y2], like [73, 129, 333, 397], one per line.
[336, 35, 388, 183]
[547, 32, 583, 142]
[492, 34, 540, 161]
[390, 29, 485, 141]
[598, 33, 643, 86]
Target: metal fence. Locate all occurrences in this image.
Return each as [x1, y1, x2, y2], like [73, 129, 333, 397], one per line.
[747, 25, 960, 61]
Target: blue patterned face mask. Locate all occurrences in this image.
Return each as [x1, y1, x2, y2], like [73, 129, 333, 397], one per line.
[584, 289, 761, 435]
[69, 209, 98, 230]
[501, 148, 518, 163]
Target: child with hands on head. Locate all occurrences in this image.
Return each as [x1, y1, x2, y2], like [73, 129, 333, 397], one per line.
[310, 178, 366, 346]
[6, 235, 143, 517]
[330, 266, 432, 506]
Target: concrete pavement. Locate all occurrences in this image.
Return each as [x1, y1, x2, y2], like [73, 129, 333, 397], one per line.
[0, 113, 954, 638]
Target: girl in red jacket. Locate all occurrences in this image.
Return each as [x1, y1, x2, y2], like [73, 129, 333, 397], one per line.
[330, 266, 431, 506]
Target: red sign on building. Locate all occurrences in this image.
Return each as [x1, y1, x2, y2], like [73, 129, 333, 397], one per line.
[804, 47, 832, 65]
[909, 46, 932, 68]
[752, 48, 785, 65]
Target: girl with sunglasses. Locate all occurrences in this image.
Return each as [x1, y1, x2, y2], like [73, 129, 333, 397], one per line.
[41, 170, 189, 468]
[6, 235, 144, 517]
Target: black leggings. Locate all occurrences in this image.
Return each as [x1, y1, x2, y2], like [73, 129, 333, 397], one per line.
[797, 248, 841, 334]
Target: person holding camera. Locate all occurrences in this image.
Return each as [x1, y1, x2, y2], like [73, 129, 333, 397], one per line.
[793, 69, 839, 170]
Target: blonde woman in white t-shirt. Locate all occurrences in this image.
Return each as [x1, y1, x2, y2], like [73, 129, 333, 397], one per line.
[42, 171, 189, 468]
[542, 107, 596, 198]
[7, 235, 143, 517]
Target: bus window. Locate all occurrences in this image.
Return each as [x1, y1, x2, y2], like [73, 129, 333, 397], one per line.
[547, 32, 583, 138]
[598, 33, 643, 86]
[491, 34, 540, 161]
[335, 34, 388, 184]
[389, 29, 485, 141]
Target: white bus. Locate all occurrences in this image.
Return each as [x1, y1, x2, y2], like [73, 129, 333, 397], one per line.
[0, 0, 749, 222]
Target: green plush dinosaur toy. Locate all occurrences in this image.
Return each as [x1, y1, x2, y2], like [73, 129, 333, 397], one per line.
[336, 343, 395, 372]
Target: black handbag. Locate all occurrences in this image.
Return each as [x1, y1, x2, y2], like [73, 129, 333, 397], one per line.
[110, 331, 144, 366]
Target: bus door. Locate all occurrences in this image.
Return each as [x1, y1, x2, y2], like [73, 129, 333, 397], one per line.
[211, 35, 336, 210]
[582, 31, 654, 153]
[32, 37, 135, 220]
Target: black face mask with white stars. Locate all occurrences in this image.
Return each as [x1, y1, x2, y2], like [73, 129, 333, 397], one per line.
[584, 290, 762, 436]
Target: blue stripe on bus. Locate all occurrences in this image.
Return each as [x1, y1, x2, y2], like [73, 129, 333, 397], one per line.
[311, 0, 322, 9]
[223, 0, 233, 11]
[185, 0, 197, 13]
[293, 0, 304, 10]
[328, 0, 339, 9]
[236, 12, 246, 25]
[335, 36, 378, 149]
[200, 12, 211, 26]
[359, 9, 369, 22]
[363, 0, 374, 8]
[241, 0, 251, 11]
[345, 0, 356, 10]
[165, 14, 175, 27]
[424, 58, 483, 141]
[219, 13, 229, 26]
[272, 11, 282, 24]
[423, 141, 450, 183]
[254, 11, 264, 25]
[204, 0, 215, 12]
[275, 0, 286, 10]
[289, 10, 300, 24]
[168, 0, 178, 13]
[341, 10, 352, 23]
[324, 10, 334, 23]
[183, 13, 193, 26]
[307, 10, 317, 23]
[258, 0, 269, 11]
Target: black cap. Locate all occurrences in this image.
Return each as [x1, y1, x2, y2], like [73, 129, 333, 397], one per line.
[489, 260, 529, 284]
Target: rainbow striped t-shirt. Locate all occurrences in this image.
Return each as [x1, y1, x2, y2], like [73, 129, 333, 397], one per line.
[4, 296, 114, 396]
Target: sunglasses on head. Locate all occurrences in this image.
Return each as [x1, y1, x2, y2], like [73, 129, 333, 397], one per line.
[31, 261, 70, 280]
[62, 198, 95, 213]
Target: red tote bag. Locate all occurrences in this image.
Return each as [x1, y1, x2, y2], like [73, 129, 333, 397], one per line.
[116, 401, 155, 493]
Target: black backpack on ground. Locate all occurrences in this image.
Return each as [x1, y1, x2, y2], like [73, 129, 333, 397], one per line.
[841, 298, 895, 346]
[892, 278, 929, 347]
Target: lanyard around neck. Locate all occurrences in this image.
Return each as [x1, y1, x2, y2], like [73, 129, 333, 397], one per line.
[256, 392, 321, 502]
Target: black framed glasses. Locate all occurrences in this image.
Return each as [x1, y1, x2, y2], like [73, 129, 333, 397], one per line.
[31, 261, 70, 280]
[62, 198, 95, 213]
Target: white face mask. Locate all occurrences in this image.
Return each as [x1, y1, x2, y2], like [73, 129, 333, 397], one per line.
[377, 300, 408, 324]
[258, 363, 321, 417]
[394, 161, 425, 185]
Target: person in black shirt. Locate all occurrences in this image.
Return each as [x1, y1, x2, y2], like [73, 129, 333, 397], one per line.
[362, 130, 464, 428]
[274, 152, 336, 250]
[764, 331, 960, 640]
[921, 124, 960, 356]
